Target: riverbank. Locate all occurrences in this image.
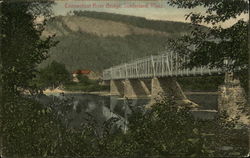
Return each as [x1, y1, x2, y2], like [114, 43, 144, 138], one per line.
[43, 88, 110, 96]
[43, 88, 219, 97]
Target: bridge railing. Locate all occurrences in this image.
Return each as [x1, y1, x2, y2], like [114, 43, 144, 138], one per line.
[103, 52, 222, 80]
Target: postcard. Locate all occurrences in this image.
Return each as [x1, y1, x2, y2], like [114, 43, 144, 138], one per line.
[0, 0, 249, 157]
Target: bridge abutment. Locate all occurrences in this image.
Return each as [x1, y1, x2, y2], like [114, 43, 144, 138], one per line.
[139, 79, 151, 96]
[151, 77, 198, 107]
[110, 80, 124, 96]
[100, 80, 110, 86]
[151, 77, 186, 102]
[218, 72, 249, 124]
[109, 77, 199, 108]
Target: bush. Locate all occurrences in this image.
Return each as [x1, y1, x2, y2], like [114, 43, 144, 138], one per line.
[31, 61, 71, 91]
[64, 78, 109, 92]
[3, 94, 247, 157]
[119, 97, 249, 157]
[77, 75, 91, 85]
[2, 96, 62, 156]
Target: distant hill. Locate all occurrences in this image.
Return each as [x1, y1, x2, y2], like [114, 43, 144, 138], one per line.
[73, 11, 194, 34]
[41, 11, 195, 72]
[44, 15, 170, 37]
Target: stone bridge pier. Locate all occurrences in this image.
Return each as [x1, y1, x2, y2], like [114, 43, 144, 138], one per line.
[109, 77, 198, 107]
[218, 72, 249, 125]
[110, 79, 151, 98]
[151, 77, 198, 107]
[110, 80, 124, 96]
[124, 79, 151, 98]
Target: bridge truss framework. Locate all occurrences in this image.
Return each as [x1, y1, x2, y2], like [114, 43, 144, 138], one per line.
[103, 52, 223, 80]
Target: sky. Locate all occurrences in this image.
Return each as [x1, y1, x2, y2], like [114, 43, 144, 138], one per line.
[52, 0, 248, 28]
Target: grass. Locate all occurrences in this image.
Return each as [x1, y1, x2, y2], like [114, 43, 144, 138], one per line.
[64, 82, 109, 92]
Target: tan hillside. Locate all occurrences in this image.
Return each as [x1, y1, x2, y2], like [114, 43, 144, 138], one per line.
[44, 15, 169, 37]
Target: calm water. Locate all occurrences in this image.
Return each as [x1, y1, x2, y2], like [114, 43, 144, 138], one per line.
[37, 92, 218, 128]
[187, 93, 218, 110]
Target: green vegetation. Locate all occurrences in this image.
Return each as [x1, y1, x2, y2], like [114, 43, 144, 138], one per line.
[1, 0, 57, 95]
[41, 32, 171, 72]
[32, 61, 108, 92]
[2, 96, 62, 156]
[31, 60, 71, 92]
[77, 75, 91, 84]
[64, 82, 108, 92]
[168, 0, 249, 93]
[119, 98, 248, 157]
[42, 96, 247, 157]
[64, 75, 109, 92]
[1, 0, 59, 156]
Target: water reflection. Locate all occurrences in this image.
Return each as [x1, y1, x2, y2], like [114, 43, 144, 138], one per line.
[36, 92, 218, 129]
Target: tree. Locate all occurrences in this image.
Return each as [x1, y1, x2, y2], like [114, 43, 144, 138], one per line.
[36, 60, 71, 90]
[2, 96, 62, 156]
[0, 0, 62, 156]
[167, 0, 249, 92]
[77, 74, 91, 85]
[0, 0, 58, 95]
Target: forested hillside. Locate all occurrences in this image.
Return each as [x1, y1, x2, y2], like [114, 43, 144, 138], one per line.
[41, 11, 195, 72]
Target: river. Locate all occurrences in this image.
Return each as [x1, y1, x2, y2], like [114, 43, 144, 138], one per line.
[36, 92, 218, 129]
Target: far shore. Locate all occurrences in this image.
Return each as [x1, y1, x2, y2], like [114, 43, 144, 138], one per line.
[43, 88, 110, 96]
[43, 88, 218, 96]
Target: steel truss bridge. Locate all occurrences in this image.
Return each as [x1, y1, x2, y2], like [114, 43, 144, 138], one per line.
[103, 51, 223, 80]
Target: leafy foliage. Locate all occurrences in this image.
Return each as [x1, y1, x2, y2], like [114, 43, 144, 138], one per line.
[32, 60, 71, 91]
[168, 0, 248, 24]
[0, 0, 58, 95]
[64, 75, 109, 92]
[2, 92, 248, 157]
[2, 96, 62, 157]
[77, 75, 91, 84]
[51, 96, 248, 157]
[0, 0, 60, 157]
[64, 82, 109, 92]
[167, 0, 249, 92]
[118, 97, 248, 157]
